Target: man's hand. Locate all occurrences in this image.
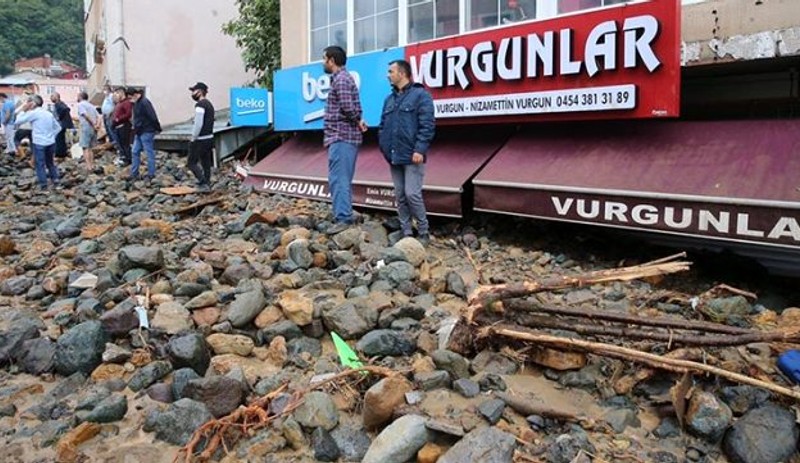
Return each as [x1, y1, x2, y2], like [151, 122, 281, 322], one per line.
[412, 152, 424, 164]
[358, 120, 368, 133]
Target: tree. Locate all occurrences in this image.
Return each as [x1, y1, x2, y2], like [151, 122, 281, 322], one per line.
[222, 0, 281, 89]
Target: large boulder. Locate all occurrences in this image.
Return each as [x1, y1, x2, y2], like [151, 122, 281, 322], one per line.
[54, 321, 107, 376]
[723, 404, 799, 463]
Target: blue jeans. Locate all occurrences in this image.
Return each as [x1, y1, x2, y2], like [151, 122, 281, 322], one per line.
[32, 143, 59, 188]
[327, 141, 358, 223]
[131, 131, 156, 178]
[390, 163, 428, 236]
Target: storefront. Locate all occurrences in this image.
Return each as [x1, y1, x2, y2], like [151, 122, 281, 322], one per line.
[247, 0, 800, 273]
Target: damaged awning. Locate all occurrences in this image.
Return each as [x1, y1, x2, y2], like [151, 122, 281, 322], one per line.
[244, 128, 510, 217]
[473, 120, 800, 249]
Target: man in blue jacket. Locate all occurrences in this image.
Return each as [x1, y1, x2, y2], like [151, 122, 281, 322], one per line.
[378, 59, 435, 245]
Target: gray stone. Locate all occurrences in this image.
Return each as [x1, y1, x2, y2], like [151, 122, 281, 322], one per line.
[322, 301, 377, 340]
[356, 329, 415, 357]
[0, 275, 35, 296]
[393, 237, 426, 267]
[723, 404, 799, 463]
[287, 336, 322, 366]
[77, 240, 98, 254]
[378, 305, 426, 329]
[18, 337, 56, 375]
[703, 296, 752, 326]
[331, 424, 372, 462]
[281, 416, 307, 450]
[184, 291, 218, 310]
[720, 386, 772, 416]
[227, 289, 266, 328]
[56, 215, 84, 238]
[54, 321, 107, 376]
[686, 391, 733, 441]
[654, 417, 681, 438]
[122, 268, 150, 283]
[220, 263, 254, 285]
[478, 398, 506, 424]
[174, 282, 207, 298]
[453, 378, 481, 398]
[128, 360, 173, 392]
[603, 408, 641, 433]
[167, 332, 210, 375]
[146, 383, 174, 403]
[292, 391, 339, 431]
[153, 398, 214, 445]
[0, 311, 43, 365]
[102, 343, 132, 364]
[118, 245, 164, 271]
[259, 319, 303, 344]
[362, 414, 430, 463]
[99, 305, 139, 337]
[287, 239, 314, 269]
[445, 271, 467, 297]
[183, 376, 244, 418]
[439, 426, 516, 463]
[376, 261, 416, 286]
[84, 394, 128, 423]
[432, 349, 471, 380]
[471, 350, 519, 375]
[332, 227, 362, 250]
[546, 431, 596, 463]
[172, 367, 201, 401]
[312, 427, 340, 462]
[414, 370, 452, 391]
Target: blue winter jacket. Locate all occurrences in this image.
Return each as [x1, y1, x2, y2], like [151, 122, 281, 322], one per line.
[378, 83, 435, 165]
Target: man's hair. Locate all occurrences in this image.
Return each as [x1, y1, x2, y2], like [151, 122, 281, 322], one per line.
[0, 93, 6, 99]
[390, 60, 413, 79]
[78, 91, 88, 101]
[31, 95, 44, 107]
[52, 92, 61, 99]
[323, 46, 347, 67]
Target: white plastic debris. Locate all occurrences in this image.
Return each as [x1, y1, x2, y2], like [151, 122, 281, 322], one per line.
[690, 296, 700, 310]
[134, 306, 150, 329]
[375, 259, 386, 269]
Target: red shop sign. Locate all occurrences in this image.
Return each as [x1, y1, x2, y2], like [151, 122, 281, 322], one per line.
[405, 0, 680, 123]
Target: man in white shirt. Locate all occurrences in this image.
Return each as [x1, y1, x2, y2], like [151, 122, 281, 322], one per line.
[77, 91, 100, 170]
[14, 95, 62, 190]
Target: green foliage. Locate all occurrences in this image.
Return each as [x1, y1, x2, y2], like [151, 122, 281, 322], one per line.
[222, 0, 281, 89]
[0, 0, 85, 75]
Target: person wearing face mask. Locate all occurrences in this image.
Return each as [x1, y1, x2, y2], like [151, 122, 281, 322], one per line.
[125, 87, 162, 182]
[187, 82, 215, 192]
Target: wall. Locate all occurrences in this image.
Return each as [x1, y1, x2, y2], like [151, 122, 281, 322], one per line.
[280, 0, 309, 68]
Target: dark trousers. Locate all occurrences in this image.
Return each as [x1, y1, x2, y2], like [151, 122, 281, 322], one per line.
[55, 128, 68, 158]
[115, 123, 132, 164]
[188, 138, 214, 185]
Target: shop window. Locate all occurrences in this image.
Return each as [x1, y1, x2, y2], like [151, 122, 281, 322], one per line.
[311, 0, 348, 56]
[558, 0, 630, 15]
[408, 0, 460, 43]
[354, 0, 399, 53]
[467, 0, 536, 31]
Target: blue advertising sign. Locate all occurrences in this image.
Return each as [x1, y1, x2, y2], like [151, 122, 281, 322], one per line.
[273, 47, 404, 131]
[230, 88, 272, 127]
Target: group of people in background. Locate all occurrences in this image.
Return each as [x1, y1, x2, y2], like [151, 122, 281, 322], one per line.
[0, 81, 215, 192]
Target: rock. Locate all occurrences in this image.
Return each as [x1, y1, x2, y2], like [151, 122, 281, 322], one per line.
[183, 376, 244, 418]
[393, 237, 426, 266]
[722, 404, 798, 463]
[99, 305, 139, 337]
[281, 416, 307, 450]
[102, 343, 132, 364]
[471, 350, 519, 375]
[191, 307, 221, 326]
[439, 426, 516, 463]
[227, 289, 266, 328]
[209, 353, 281, 384]
[546, 431, 596, 463]
[277, 290, 314, 326]
[653, 417, 681, 438]
[418, 443, 447, 463]
[55, 321, 107, 376]
[362, 414, 430, 463]
[322, 301, 377, 340]
[453, 378, 481, 398]
[332, 227, 362, 250]
[172, 368, 201, 400]
[432, 349, 471, 380]
[259, 320, 303, 344]
[377, 305, 426, 328]
[702, 296, 752, 326]
[415, 370, 451, 391]
[528, 347, 587, 371]
[603, 408, 641, 433]
[184, 291, 218, 309]
[356, 329, 415, 357]
[686, 391, 733, 441]
[206, 333, 254, 356]
[17, 337, 56, 375]
[720, 386, 772, 416]
[478, 398, 506, 424]
[286, 336, 321, 367]
[0, 311, 43, 364]
[0, 275, 35, 295]
[254, 305, 284, 329]
[84, 394, 128, 423]
[292, 391, 339, 431]
[128, 360, 173, 392]
[377, 261, 416, 286]
[168, 332, 211, 375]
[220, 263, 254, 285]
[151, 302, 193, 334]
[331, 424, 372, 461]
[118, 246, 164, 271]
[146, 383, 174, 403]
[363, 376, 413, 428]
[445, 271, 467, 297]
[153, 399, 214, 445]
[91, 364, 126, 382]
[287, 239, 314, 269]
[312, 427, 340, 462]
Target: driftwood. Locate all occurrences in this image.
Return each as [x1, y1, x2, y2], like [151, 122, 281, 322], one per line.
[513, 313, 800, 347]
[466, 253, 691, 322]
[496, 391, 585, 423]
[614, 348, 706, 395]
[171, 195, 225, 216]
[486, 325, 800, 401]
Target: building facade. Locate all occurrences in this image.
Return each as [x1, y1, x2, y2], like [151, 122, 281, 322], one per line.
[83, 0, 255, 126]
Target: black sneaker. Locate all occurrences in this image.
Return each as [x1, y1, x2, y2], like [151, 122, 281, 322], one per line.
[326, 222, 351, 235]
[198, 183, 211, 193]
[418, 234, 431, 246]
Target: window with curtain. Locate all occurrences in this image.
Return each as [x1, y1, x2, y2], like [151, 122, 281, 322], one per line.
[354, 0, 400, 54]
[408, 0, 460, 43]
[310, 0, 348, 57]
[467, 0, 537, 31]
[558, 0, 630, 15]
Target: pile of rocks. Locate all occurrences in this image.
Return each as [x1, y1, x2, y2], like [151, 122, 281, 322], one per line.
[0, 150, 797, 463]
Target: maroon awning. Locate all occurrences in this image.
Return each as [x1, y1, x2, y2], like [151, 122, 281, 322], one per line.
[473, 120, 800, 248]
[245, 128, 510, 217]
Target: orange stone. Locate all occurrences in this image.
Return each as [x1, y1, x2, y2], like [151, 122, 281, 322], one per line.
[91, 364, 127, 382]
[130, 349, 153, 367]
[417, 443, 446, 463]
[191, 307, 221, 326]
